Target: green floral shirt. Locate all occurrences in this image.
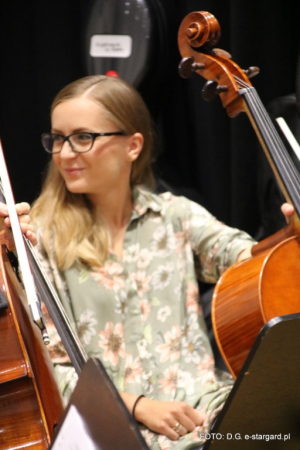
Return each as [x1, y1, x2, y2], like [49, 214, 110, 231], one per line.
[37, 187, 255, 450]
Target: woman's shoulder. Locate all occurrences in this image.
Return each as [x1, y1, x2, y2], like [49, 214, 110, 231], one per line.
[134, 185, 214, 220]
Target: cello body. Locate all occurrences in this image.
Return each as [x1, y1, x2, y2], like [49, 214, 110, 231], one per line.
[0, 223, 64, 449]
[212, 234, 300, 378]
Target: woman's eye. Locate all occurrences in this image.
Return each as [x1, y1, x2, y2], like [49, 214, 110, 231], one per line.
[77, 133, 91, 141]
[53, 134, 63, 142]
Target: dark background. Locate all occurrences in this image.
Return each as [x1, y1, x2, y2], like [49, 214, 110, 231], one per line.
[0, 0, 299, 241]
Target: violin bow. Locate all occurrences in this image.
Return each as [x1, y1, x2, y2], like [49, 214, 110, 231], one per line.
[0, 139, 50, 344]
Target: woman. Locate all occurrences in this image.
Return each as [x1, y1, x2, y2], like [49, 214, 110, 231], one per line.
[4, 75, 294, 449]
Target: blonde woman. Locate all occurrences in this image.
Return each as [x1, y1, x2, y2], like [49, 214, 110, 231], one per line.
[3, 75, 294, 450]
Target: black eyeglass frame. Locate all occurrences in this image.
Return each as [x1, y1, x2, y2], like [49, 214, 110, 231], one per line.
[41, 131, 126, 154]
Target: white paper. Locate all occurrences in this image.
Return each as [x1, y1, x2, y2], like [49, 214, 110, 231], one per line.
[51, 405, 98, 450]
[90, 34, 132, 58]
[276, 117, 300, 161]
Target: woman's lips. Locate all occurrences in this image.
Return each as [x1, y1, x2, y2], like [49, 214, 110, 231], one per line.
[63, 167, 84, 174]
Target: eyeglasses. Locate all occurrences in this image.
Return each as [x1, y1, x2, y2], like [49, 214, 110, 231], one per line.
[41, 131, 126, 154]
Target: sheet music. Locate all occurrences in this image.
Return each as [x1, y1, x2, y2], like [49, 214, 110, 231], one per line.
[276, 117, 300, 161]
[51, 405, 98, 450]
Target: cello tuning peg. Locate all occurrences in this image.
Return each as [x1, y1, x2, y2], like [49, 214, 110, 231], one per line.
[202, 80, 228, 101]
[178, 57, 204, 79]
[244, 66, 260, 78]
[211, 48, 232, 59]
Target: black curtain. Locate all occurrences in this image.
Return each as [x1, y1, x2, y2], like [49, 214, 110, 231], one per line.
[0, 0, 299, 241]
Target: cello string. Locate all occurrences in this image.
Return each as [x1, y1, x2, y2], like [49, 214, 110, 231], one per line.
[25, 236, 88, 362]
[248, 88, 300, 206]
[233, 75, 300, 213]
[248, 87, 296, 175]
[249, 89, 300, 211]
[237, 77, 300, 203]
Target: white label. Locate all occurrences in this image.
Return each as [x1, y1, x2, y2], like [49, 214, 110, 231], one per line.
[51, 405, 96, 450]
[90, 35, 132, 58]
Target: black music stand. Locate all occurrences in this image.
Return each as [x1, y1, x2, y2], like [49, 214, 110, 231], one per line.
[203, 313, 300, 449]
[50, 357, 149, 450]
[50, 313, 300, 449]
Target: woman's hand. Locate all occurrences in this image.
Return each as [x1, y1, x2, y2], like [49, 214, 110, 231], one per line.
[237, 202, 295, 263]
[0, 201, 37, 246]
[134, 397, 204, 440]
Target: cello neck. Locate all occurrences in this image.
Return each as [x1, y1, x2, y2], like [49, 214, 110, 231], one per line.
[241, 86, 300, 220]
[177, 11, 300, 223]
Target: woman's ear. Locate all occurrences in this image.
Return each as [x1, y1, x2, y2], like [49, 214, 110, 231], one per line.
[127, 132, 144, 162]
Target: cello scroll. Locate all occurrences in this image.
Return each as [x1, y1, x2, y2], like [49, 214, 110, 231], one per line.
[178, 11, 259, 117]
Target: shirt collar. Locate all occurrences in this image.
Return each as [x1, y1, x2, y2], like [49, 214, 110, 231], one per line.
[131, 186, 164, 221]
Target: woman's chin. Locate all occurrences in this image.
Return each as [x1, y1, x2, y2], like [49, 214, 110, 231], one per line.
[65, 181, 87, 194]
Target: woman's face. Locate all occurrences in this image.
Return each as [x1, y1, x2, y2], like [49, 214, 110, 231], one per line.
[51, 96, 143, 202]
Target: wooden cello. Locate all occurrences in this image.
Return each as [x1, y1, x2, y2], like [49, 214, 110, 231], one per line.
[178, 11, 300, 379]
[0, 139, 87, 449]
[0, 225, 64, 449]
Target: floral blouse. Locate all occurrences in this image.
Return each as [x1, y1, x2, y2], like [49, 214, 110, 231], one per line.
[36, 187, 255, 450]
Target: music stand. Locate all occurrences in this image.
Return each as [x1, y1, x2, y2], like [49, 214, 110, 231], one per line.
[50, 357, 149, 450]
[203, 313, 300, 449]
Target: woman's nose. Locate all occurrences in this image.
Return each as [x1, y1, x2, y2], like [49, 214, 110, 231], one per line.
[60, 139, 77, 157]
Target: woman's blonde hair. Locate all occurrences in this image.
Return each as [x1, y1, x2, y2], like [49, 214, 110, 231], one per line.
[31, 75, 155, 270]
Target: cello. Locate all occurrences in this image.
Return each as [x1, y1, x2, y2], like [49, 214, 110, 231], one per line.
[0, 139, 87, 449]
[178, 11, 300, 379]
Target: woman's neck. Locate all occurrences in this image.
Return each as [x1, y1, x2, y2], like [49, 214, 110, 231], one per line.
[89, 185, 133, 259]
